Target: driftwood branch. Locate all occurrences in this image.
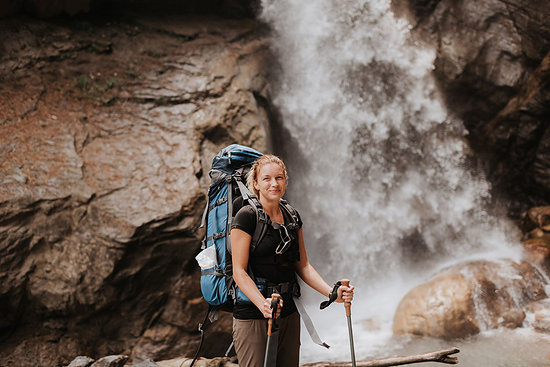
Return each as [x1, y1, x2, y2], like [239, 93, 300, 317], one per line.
[301, 347, 460, 367]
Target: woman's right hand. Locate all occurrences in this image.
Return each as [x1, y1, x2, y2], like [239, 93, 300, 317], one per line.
[261, 297, 283, 319]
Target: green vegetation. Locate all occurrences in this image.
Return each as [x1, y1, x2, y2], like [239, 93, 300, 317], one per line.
[76, 75, 91, 91]
[100, 77, 118, 92]
[74, 74, 122, 105]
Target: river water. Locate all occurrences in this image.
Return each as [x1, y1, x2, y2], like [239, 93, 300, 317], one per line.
[259, 0, 550, 365]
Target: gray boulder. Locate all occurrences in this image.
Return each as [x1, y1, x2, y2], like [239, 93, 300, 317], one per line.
[90, 355, 128, 367]
[67, 356, 95, 367]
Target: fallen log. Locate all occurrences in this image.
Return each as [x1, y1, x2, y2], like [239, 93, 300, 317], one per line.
[301, 347, 460, 367]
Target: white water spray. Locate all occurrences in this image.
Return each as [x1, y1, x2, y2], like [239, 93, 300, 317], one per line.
[259, 0, 530, 363]
[260, 0, 520, 279]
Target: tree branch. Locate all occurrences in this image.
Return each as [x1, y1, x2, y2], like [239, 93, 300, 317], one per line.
[301, 347, 460, 367]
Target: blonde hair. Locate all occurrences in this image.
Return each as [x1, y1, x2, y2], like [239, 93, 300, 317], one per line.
[246, 154, 288, 197]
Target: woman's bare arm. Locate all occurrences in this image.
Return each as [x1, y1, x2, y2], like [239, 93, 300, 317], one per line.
[231, 227, 282, 318]
[295, 228, 354, 302]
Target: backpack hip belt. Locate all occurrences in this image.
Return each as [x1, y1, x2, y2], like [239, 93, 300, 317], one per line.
[263, 280, 300, 298]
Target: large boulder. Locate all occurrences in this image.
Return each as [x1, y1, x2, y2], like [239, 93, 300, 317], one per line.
[0, 14, 272, 366]
[397, 0, 550, 215]
[393, 260, 547, 338]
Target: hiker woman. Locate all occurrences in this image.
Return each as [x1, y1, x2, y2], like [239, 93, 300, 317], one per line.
[230, 154, 355, 367]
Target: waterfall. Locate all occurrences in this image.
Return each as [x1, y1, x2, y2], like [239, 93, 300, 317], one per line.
[260, 0, 521, 280]
[259, 0, 525, 362]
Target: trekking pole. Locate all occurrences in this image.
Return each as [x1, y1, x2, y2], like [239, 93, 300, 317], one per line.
[263, 293, 281, 367]
[341, 279, 356, 367]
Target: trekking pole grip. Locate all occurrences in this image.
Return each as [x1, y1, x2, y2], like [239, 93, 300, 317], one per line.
[267, 293, 281, 336]
[341, 279, 351, 317]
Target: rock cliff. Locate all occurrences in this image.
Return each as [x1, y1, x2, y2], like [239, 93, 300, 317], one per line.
[0, 13, 272, 366]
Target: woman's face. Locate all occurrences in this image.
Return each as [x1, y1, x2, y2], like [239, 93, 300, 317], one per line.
[254, 162, 287, 203]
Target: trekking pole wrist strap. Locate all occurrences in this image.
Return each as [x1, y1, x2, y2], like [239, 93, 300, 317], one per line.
[320, 281, 342, 310]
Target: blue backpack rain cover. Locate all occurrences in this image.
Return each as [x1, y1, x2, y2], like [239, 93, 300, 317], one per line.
[199, 144, 263, 309]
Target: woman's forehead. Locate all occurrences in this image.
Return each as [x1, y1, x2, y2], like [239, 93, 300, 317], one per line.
[258, 162, 285, 176]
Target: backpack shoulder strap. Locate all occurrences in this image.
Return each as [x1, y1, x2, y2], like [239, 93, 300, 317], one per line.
[249, 196, 268, 253]
[279, 199, 301, 231]
[233, 175, 268, 253]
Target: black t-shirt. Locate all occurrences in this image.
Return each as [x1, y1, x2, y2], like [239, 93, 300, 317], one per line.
[231, 203, 302, 319]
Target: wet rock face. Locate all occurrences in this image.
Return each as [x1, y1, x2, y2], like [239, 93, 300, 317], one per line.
[519, 206, 550, 272]
[526, 298, 550, 334]
[0, 15, 271, 366]
[399, 0, 550, 215]
[393, 260, 547, 338]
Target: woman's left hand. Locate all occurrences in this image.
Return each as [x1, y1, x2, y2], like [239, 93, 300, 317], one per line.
[336, 283, 354, 303]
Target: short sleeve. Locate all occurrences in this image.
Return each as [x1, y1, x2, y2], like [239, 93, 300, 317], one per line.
[232, 205, 257, 236]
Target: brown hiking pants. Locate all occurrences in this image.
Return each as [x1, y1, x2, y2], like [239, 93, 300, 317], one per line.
[232, 312, 301, 367]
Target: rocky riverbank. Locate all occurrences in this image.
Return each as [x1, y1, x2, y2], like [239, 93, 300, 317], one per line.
[64, 355, 237, 367]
